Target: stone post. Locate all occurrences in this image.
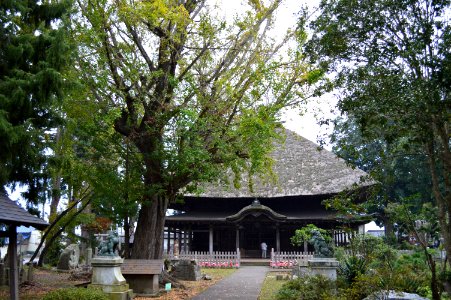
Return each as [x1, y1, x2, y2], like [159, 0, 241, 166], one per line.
[27, 264, 34, 282]
[87, 247, 93, 266]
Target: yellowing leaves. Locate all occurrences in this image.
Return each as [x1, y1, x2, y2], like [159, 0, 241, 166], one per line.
[117, 0, 190, 30]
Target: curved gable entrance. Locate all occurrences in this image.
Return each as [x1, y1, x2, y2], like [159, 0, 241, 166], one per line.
[226, 199, 287, 223]
[225, 199, 286, 258]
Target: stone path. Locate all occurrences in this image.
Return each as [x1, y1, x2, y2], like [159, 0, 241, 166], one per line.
[191, 266, 268, 300]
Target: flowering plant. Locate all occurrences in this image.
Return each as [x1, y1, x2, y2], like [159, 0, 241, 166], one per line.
[270, 260, 298, 268]
[199, 261, 239, 268]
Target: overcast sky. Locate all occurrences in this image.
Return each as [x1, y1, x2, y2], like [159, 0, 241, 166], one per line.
[210, 0, 335, 145]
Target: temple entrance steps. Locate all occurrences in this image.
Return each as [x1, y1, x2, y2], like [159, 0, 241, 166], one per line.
[240, 258, 271, 267]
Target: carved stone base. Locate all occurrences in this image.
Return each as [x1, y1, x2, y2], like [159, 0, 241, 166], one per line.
[293, 258, 339, 280]
[89, 257, 133, 300]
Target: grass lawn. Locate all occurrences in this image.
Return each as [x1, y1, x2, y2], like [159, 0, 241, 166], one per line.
[258, 272, 291, 300]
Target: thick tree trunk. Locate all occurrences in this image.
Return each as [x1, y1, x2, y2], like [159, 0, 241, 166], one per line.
[131, 194, 168, 259]
[49, 127, 62, 222]
[80, 203, 92, 260]
[426, 140, 451, 271]
[381, 216, 396, 244]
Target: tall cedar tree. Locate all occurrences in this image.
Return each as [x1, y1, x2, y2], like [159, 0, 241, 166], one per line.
[307, 0, 451, 269]
[0, 0, 71, 203]
[331, 117, 433, 239]
[73, 0, 316, 259]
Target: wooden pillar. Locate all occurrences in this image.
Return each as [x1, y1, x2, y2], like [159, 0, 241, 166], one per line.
[183, 229, 186, 252]
[8, 225, 18, 300]
[235, 227, 240, 250]
[177, 229, 181, 254]
[166, 227, 171, 255]
[276, 224, 280, 253]
[187, 227, 192, 252]
[209, 225, 213, 254]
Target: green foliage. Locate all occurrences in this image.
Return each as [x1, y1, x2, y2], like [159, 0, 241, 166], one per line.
[0, 0, 71, 195]
[291, 224, 331, 246]
[273, 239, 449, 299]
[329, 117, 434, 234]
[347, 234, 389, 262]
[276, 275, 336, 300]
[334, 236, 446, 298]
[386, 201, 441, 247]
[306, 0, 450, 271]
[339, 256, 367, 285]
[71, 0, 317, 258]
[42, 236, 63, 267]
[392, 252, 432, 295]
[43, 287, 108, 300]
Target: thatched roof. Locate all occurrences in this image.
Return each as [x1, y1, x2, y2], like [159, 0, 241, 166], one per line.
[189, 129, 372, 198]
[0, 192, 49, 230]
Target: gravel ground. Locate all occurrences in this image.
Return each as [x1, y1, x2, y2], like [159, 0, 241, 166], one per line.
[0, 267, 234, 300]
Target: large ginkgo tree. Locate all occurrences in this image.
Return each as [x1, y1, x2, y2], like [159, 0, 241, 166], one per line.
[72, 0, 316, 259]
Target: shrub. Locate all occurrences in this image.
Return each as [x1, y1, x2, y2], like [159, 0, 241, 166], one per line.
[339, 255, 367, 284]
[43, 287, 108, 300]
[43, 237, 64, 266]
[276, 275, 336, 300]
[337, 273, 380, 300]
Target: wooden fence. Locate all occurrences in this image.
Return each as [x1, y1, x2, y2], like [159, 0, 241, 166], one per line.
[270, 249, 314, 268]
[164, 250, 241, 268]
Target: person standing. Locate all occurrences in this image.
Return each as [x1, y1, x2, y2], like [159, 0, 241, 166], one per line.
[260, 241, 267, 258]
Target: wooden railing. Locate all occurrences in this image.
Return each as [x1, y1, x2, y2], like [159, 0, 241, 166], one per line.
[164, 249, 241, 268]
[270, 249, 314, 268]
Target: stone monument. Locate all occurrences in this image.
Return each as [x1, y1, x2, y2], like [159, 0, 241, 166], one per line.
[89, 232, 133, 300]
[172, 259, 201, 281]
[293, 230, 339, 280]
[57, 244, 80, 270]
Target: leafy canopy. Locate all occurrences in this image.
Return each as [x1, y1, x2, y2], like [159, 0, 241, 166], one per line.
[72, 0, 317, 197]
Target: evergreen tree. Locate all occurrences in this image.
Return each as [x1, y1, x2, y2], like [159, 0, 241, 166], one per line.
[306, 0, 451, 269]
[0, 0, 71, 203]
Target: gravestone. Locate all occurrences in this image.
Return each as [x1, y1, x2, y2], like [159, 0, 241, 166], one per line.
[172, 259, 201, 281]
[86, 247, 93, 266]
[57, 244, 80, 270]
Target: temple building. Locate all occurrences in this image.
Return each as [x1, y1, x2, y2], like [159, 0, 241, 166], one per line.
[165, 130, 373, 258]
